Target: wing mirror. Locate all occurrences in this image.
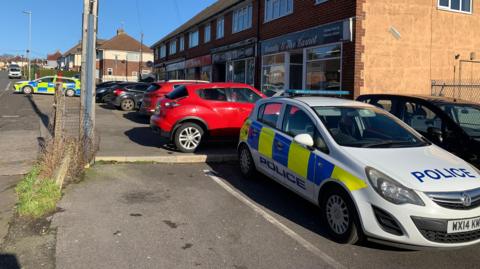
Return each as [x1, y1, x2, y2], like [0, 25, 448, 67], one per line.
[293, 134, 314, 148]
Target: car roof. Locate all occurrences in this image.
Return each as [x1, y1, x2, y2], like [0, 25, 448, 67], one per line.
[186, 82, 256, 89]
[359, 93, 479, 106]
[274, 96, 371, 107]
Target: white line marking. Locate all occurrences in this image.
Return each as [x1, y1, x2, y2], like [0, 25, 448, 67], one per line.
[0, 82, 11, 98]
[204, 170, 346, 269]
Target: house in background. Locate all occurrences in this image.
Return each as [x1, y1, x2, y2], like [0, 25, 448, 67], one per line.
[46, 51, 62, 69]
[61, 29, 152, 81]
[97, 29, 153, 82]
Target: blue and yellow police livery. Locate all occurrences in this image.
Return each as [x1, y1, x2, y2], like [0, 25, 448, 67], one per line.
[13, 76, 81, 97]
[238, 93, 480, 248]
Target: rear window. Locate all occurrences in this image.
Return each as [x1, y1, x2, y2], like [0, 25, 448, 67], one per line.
[166, 85, 188, 99]
[146, 84, 161, 93]
[258, 102, 282, 128]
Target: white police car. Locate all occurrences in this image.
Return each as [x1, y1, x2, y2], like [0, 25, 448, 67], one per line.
[237, 92, 480, 248]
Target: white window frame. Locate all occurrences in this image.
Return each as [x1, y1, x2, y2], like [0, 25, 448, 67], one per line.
[169, 40, 177, 55]
[216, 17, 225, 39]
[179, 36, 185, 51]
[232, 3, 253, 33]
[204, 24, 211, 43]
[189, 30, 199, 48]
[160, 45, 166, 58]
[438, 0, 472, 14]
[264, 0, 293, 23]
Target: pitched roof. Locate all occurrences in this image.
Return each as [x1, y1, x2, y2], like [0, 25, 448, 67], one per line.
[151, 0, 243, 48]
[47, 51, 62, 61]
[63, 39, 107, 56]
[98, 32, 152, 53]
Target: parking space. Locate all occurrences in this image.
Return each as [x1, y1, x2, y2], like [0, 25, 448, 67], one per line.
[53, 163, 480, 269]
[95, 103, 237, 162]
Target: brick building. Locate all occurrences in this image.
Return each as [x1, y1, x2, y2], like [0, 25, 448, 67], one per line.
[151, 0, 479, 99]
[62, 29, 154, 81]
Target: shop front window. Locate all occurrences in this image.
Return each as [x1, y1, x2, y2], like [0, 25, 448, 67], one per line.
[306, 44, 341, 91]
[289, 52, 303, 90]
[262, 53, 286, 96]
[201, 66, 211, 81]
[226, 58, 255, 85]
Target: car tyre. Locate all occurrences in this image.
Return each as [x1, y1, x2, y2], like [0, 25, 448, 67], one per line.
[65, 88, 75, 97]
[238, 144, 257, 178]
[22, 86, 33, 95]
[120, 98, 135, 111]
[320, 186, 363, 244]
[174, 122, 204, 153]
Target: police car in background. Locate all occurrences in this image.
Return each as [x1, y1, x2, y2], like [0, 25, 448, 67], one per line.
[238, 90, 480, 248]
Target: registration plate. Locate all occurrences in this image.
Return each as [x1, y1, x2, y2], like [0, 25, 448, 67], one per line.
[447, 217, 480, 234]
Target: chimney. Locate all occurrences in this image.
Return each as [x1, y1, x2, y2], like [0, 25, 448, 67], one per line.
[117, 28, 125, 36]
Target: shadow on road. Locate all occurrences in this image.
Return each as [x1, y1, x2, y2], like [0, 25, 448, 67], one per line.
[0, 254, 21, 269]
[206, 163, 411, 252]
[123, 112, 149, 125]
[25, 94, 50, 133]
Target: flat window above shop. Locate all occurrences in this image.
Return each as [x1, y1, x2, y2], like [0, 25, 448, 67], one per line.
[217, 17, 225, 39]
[233, 4, 253, 33]
[265, 0, 293, 22]
[189, 30, 199, 48]
[179, 36, 185, 51]
[438, 0, 472, 13]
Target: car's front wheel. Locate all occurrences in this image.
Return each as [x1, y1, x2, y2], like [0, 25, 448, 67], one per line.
[65, 88, 75, 97]
[22, 86, 33, 95]
[238, 144, 256, 178]
[320, 186, 362, 244]
[174, 123, 204, 153]
[120, 98, 135, 111]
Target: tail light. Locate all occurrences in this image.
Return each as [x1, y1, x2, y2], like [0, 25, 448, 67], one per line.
[164, 101, 180, 108]
[113, 89, 124, 96]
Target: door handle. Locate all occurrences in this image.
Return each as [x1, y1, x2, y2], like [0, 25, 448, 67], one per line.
[275, 141, 283, 149]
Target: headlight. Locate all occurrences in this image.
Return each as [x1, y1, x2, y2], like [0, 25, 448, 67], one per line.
[366, 167, 424, 206]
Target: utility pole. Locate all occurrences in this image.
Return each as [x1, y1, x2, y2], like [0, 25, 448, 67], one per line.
[139, 32, 143, 82]
[79, 0, 98, 163]
[22, 10, 32, 81]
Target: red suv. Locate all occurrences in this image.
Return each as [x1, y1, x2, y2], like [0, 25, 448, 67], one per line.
[150, 83, 265, 152]
[139, 80, 208, 116]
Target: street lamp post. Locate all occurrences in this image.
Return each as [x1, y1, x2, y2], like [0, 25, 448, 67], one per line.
[23, 10, 32, 81]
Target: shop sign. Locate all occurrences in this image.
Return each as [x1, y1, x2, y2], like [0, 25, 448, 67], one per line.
[212, 45, 255, 63]
[261, 20, 350, 55]
[185, 55, 212, 68]
[166, 61, 185, 71]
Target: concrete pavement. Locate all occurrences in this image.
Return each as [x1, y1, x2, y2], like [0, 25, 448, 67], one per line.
[52, 163, 480, 269]
[0, 71, 52, 246]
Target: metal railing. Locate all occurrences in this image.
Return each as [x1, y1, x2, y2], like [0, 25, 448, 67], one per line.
[431, 80, 480, 103]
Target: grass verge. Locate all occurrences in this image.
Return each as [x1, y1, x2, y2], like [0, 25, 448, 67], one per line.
[15, 166, 62, 218]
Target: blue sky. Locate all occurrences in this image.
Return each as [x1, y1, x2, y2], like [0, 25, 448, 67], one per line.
[0, 0, 216, 58]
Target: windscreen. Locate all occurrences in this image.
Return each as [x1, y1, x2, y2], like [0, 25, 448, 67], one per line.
[314, 106, 429, 148]
[146, 84, 161, 93]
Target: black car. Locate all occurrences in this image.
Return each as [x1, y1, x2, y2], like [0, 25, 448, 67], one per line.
[357, 94, 480, 167]
[97, 82, 136, 103]
[108, 82, 150, 111]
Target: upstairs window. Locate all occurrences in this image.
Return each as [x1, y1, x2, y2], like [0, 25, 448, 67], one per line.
[189, 30, 199, 48]
[169, 40, 177, 55]
[204, 24, 211, 43]
[160, 45, 166, 58]
[438, 0, 472, 13]
[179, 36, 185, 51]
[217, 17, 224, 39]
[265, 0, 293, 22]
[233, 4, 253, 33]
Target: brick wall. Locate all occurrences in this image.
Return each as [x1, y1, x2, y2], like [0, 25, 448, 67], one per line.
[100, 59, 151, 77]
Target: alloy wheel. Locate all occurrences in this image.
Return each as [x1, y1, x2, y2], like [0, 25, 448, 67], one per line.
[326, 194, 350, 235]
[178, 127, 201, 150]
